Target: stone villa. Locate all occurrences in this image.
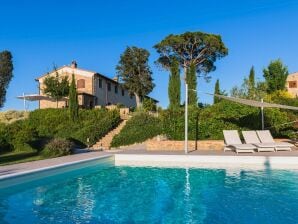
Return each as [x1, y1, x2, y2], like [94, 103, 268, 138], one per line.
[35, 61, 156, 109]
[286, 72, 298, 97]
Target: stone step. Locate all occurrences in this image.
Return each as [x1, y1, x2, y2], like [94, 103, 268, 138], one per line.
[91, 119, 129, 150]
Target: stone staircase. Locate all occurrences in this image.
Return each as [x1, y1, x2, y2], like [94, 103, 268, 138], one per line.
[91, 119, 128, 150]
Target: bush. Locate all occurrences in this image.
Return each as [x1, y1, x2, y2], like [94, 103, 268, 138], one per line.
[111, 112, 162, 147]
[72, 109, 121, 145]
[142, 98, 157, 112]
[28, 108, 121, 145]
[160, 106, 200, 140]
[0, 123, 11, 153]
[42, 138, 73, 157]
[5, 120, 37, 152]
[0, 108, 121, 154]
[160, 100, 296, 140]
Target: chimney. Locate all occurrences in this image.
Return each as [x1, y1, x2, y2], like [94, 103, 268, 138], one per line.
[71, 60, 77, 68]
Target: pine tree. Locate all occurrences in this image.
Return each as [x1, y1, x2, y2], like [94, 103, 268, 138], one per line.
[168, 58, 181, 109]
[69, 74, 78, 121]
[248, 66, 255, 99]
[214, 79, 221, 104]
[186, 63, 197, 106]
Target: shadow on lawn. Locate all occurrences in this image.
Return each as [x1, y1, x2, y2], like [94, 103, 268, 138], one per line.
[0, 151, 39, 165]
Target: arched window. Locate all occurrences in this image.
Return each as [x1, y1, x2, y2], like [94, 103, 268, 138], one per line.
[77, 79, 85, 88]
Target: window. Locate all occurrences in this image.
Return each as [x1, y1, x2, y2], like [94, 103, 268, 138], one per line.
[289, 81, 297, 88]
[107, 83, 111, 91]
[121, 89, 125, 96]
[115, 85, 118, 94]
[98, 79, 102, 88]
[77, 79, 85, 88]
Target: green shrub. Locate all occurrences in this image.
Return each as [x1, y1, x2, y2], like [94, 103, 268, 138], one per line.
[111, 112, 162, 147]
[160, 106, 200, 140]
[5, 120, 37, 152]
[72, 109, 121, 145]
[160, 100, 296, 140]
[0, 108, 121, 154]
[28, 108, 121, 145]
[142, 98, 157, 112]
[0, 123, 11, 153]
[42, 138, 73, 157]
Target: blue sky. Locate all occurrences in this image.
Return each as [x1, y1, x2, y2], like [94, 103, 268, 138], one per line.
[1, 0, 298, 110]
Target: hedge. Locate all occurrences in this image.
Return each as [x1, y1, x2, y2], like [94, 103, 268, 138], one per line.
[111, 112, 162, 147]
[1, 108, 121, 153]
[161, 101, 294, 140]
[109, 100, 297, 147]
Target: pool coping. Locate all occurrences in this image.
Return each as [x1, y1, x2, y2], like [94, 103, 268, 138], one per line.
[0, 154, 113, 181]
[1, 152, 298, 181]
[115, 154, 298, 169]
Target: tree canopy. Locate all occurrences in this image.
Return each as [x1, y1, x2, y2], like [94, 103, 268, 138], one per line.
[0, 51, 13, 109]
[263, 59, 288, 93]
[116, 46, 155, 107]
[154, 31, 228, 80]
[43, 70, 70, 108]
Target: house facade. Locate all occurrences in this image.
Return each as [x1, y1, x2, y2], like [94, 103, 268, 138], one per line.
[36, 61, 140, 109]
[286, 72, 298, 97]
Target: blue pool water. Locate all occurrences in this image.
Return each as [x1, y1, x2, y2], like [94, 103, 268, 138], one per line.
[0, 161, 298, 224]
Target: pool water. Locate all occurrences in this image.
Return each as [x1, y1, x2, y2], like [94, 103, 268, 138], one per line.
[0, 163, 298, 224]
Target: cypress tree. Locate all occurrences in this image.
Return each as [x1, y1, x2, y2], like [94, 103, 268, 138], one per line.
[168, 58, 181, 109]
[69, 73, 78, 121]
[186, 63, 197, 106]
[248, 66, 255, 99]
[0, 51, 13, 109]
[214, 79, 221, 104]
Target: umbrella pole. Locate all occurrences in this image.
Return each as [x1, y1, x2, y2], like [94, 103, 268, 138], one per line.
[23, 93, 27, 112]
[261, 98, 264, 130]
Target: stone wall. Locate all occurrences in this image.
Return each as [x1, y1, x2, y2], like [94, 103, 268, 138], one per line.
[146, 140, 224, 151]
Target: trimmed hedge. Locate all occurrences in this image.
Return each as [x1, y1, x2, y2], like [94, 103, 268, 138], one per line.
[111, 112, 162, 147]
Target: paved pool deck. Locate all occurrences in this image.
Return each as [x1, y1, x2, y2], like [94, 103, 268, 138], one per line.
[0, 150, 110, 177]
[1, 145, 298, 177]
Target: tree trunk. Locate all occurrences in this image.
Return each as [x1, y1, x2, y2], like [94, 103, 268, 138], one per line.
[134, 93, 141, 108]
[56, 99, 58, 108]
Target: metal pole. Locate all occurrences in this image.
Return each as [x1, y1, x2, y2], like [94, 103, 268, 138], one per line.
[184, 83, 188, 154]
[261, 98, 264, 130]
[23, 93, 26, 112]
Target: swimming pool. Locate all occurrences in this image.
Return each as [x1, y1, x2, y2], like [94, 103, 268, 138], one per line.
[0, 157, 298, 223]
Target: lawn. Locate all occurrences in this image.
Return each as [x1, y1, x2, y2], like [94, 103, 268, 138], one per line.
[0, 151, 43, 166]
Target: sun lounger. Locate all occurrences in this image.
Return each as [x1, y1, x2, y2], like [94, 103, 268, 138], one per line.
[223, 130, 256, 154]
[242, 131, 275, 152]
[256, 130, 293, 151]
